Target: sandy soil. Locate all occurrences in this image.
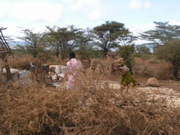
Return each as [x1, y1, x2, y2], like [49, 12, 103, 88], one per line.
[107, 74, 180, 108]
[109, 74, 180, 92]
[135, 75, 180, 92]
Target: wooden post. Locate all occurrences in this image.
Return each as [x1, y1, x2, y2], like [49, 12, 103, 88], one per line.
[4, 59, 12, 81]
[0, 27, 13, 82]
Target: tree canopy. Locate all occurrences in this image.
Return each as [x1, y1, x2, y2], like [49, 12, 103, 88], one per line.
[93, 21, 130, 56]
[18, 29, 46, 58]
[155, 39, 180, 80]
[46, 25, 83, 59]
[140, 22, 180, 46]
[140, 22, 180, 80]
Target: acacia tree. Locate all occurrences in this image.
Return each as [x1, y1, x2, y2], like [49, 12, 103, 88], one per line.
[115, 32, 137, 74]
[117, 33, 137, 46]
[155, 39, 180, 80]
[118, 45, 135, 74]
[140, 21, 180, 80]
[46, 25, 83, 59]
[136, 45, 151, 54]
[18, 29, 45, 58]
[140, 21, 180, 46]
[93, 21, 129, 57]
[73, 28, 95, 59]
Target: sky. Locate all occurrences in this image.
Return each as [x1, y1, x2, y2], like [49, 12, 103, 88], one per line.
[1, 0, 180, 41]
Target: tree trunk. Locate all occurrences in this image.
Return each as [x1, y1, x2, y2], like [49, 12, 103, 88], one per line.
[5, 65, 12, 82]
[2, 58, 12, 82]
[103, 48, 108, 57]
[172, 61, 179, 81]
[55, 47, 59, 58]
[124, 59, 133, 75]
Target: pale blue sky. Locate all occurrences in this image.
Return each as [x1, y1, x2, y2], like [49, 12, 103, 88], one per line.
[0, 0, 180, 39]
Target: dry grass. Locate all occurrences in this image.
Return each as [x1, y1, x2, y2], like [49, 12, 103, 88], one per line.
[0, 55, 180, 135]
[0, 70, 180, 135]
[0, 55, 34, 70]
[133, 57, 174, 79]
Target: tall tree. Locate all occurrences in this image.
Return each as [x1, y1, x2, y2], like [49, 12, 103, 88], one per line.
[140, 22, 180, 46]
[74, 28, 94, 59]
[93, 21, 129, 57]
[46, 25, 82, 59]
[140, 21, 180, 80]
[155, 39, 180, 80]
[117, 33, 137, 46]
[18, 29, 45, 58]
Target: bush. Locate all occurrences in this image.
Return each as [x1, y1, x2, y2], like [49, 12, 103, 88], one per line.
[0, 69, 179, 135]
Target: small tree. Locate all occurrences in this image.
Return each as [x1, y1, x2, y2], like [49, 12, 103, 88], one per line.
[18, 29, 45, 58]
[155, 39, 180, 80]
[118, 45, 135, 74]
[136, 45, 151, 54]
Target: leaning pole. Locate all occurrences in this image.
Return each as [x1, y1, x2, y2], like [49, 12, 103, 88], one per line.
[0, 27, 13, 82]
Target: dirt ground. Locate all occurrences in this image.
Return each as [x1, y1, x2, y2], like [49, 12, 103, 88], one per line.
[86, 56, 180, 93]
[131, 57, 180, 92]
[136, 75, 180, 92]
[109, 74, 180, 92]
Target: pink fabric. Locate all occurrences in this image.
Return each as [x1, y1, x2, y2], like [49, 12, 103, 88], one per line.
[66, 58, 83, 88]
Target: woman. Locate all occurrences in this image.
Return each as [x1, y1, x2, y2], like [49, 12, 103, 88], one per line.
[112, 58, 138, 88]
[66, 52, 83, 90]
